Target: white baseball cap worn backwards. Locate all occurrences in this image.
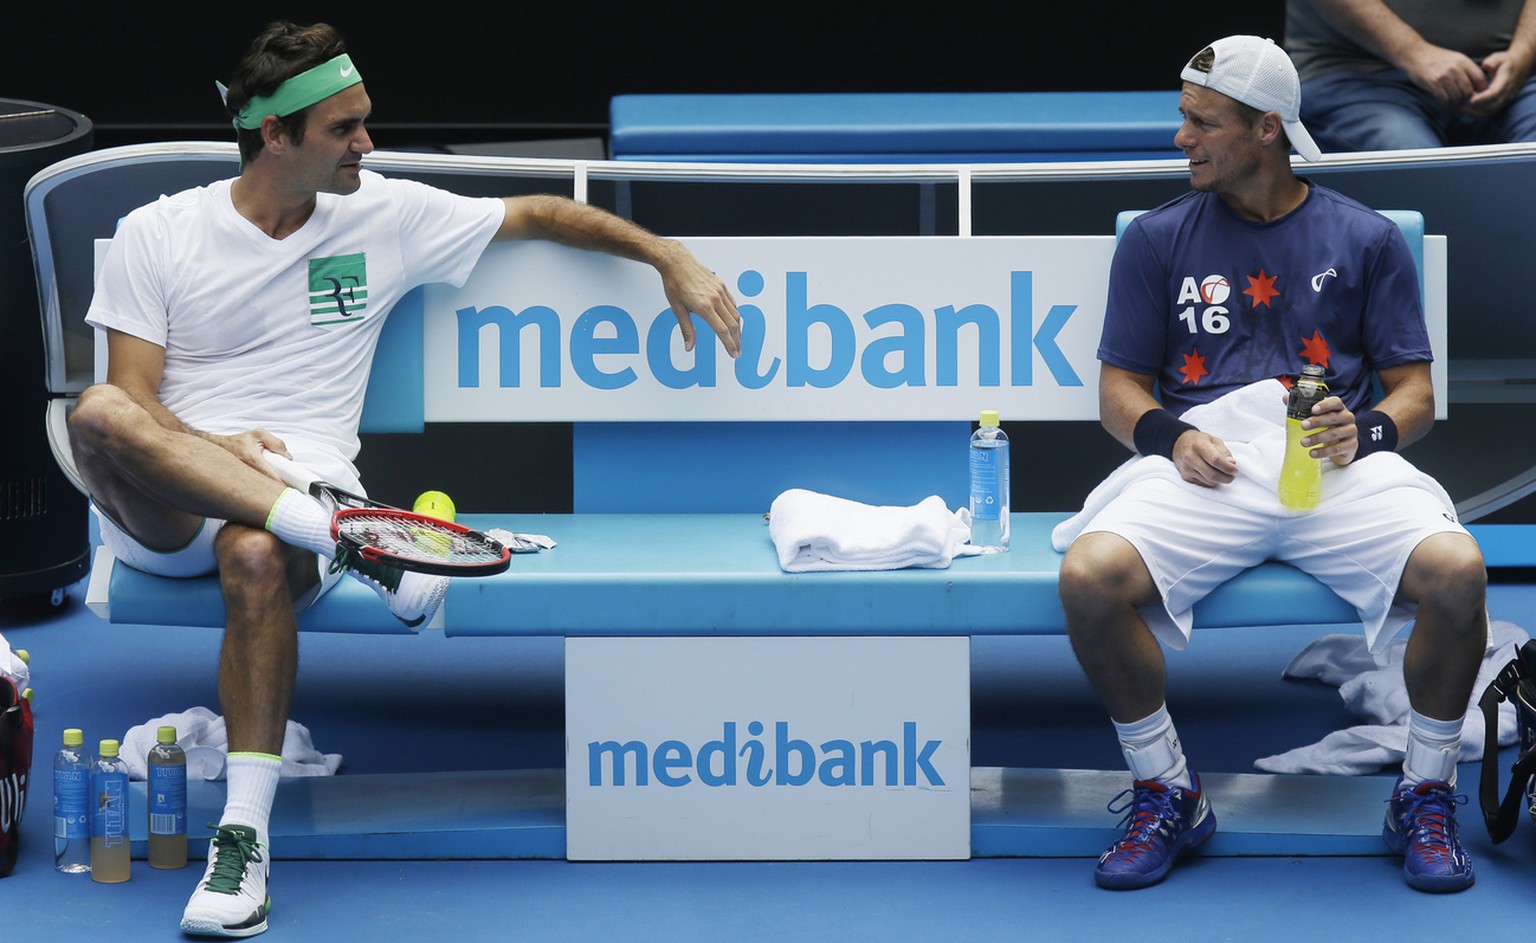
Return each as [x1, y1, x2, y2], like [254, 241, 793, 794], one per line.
[1180, 35, 1321, 162]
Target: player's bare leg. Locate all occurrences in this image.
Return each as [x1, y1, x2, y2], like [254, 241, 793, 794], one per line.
[1061, 531, 1214, 889]
[68, 384, 286, 540]
[182, 526, 312, 937]
[1060, 532, 1167, 721]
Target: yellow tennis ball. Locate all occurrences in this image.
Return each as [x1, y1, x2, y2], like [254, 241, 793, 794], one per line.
[413, 491, 455, 522]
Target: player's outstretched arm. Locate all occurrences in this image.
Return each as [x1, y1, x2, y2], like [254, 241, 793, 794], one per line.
[494, 195, 742, 357]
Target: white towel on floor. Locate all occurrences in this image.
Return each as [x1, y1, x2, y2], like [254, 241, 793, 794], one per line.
[0, 633, 28, 696]
[1254, 619, 1526, 775]
[120, 707, 342, 781]
[768, 489, 981, 572]
[1051, 379, 1454, 551]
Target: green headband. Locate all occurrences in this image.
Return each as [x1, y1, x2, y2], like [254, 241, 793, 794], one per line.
[226, 54, 362, 130]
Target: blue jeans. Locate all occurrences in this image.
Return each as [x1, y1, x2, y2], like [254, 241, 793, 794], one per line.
[1300, 67, 1536, 151]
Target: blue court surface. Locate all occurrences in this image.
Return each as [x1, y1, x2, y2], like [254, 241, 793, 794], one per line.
[3, 571, 1534, 942]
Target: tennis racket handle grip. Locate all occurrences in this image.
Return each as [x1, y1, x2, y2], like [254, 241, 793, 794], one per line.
[261, 451, 320, 494]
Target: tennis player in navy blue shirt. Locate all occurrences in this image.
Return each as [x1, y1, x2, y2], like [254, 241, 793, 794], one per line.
[1057, 35, 1486, 894]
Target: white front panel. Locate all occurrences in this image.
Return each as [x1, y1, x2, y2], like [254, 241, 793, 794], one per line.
[565, 636, 970, 860]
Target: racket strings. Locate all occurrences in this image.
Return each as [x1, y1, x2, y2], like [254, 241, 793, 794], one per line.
[335, 511, 505, 566]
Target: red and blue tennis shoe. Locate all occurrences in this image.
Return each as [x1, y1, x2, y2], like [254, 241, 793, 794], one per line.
[1382, 777, 1475, 893]
[1094, 774, 1217, 889]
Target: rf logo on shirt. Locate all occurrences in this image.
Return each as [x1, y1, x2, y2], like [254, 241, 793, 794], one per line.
[308, 253, 369, 327]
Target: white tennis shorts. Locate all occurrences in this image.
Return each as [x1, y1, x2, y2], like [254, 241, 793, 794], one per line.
[94, 505, 341, 607]
[1076, 476, 1469, 656]
[95, 504, 225, 577]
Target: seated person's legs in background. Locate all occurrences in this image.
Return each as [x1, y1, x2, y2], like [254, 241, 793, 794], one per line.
[1301, 69, 1450, 151]
[1492, 74, 1536, 143]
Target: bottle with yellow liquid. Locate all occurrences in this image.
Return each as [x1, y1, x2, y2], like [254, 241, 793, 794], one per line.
[90, 739, 130, 883]
[1279, 364, 1329, 510]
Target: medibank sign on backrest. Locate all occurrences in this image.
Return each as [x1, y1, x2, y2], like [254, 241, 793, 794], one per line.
[422, 236, 1114, 422]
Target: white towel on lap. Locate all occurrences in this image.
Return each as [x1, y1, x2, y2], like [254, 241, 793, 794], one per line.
[768, 488, 979, 572]
[1050, 378, 1454, 551]
[121, 707, 342, 781]
[1254, 619, 1527, 775]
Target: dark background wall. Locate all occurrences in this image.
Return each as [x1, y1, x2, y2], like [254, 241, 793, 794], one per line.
[4, 3, 1285, 151]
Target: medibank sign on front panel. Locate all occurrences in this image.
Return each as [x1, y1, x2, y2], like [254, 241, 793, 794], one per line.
[565, 637, 970, 861]
[422, 236, 1112, 422]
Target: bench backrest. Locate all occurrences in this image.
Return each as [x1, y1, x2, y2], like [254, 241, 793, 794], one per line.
[362, 292, 970, 511]
[361, 210, 1431, 513]
[31, 146, 1444, 520]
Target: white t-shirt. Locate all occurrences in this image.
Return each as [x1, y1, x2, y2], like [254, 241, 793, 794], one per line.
[87, 170, 505, 487]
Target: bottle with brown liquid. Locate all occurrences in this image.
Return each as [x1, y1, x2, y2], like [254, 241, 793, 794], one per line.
[90, 739, 130, 883]
[147, 726, 187, 869]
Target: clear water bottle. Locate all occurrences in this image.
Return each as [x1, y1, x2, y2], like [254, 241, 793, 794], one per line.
[147, 725, 187, 869]
[1279, 364, 1329, 511]
[90, 739, 130, 883]
[968, 409, 1011, 552]
[53, 728, 91, 873]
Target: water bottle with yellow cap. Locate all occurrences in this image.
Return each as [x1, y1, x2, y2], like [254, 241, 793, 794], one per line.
[968, 410, 1011, 552]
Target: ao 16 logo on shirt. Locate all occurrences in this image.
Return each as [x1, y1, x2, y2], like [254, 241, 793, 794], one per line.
[1176, 274, 1232, 336]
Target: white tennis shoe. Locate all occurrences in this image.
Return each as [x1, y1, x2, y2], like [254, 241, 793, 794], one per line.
[180, 824, 270, 937]
[331, 545, 449, 628]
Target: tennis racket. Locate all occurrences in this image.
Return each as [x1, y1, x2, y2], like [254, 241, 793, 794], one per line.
[262, 452, 511, 577]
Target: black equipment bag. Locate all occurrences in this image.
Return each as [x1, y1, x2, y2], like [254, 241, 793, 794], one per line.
[1479, 638, 1536, 843]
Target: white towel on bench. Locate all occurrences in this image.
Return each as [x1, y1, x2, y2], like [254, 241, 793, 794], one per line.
[1254, 619, 1527, 775]
[769, 488, 979, 572]
[121, 707, 342, 781]
[1051, 378, 1454, 552]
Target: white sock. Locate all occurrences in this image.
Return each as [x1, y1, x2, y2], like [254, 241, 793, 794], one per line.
[1113, 704, 1192, 790]
[1402, 709, 1462, 788]
[265, 488, 334, 559]
[222, 752, 282, 846]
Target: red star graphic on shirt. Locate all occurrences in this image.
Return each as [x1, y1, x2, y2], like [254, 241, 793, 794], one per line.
[1243, 269, 1280, 308]
[1179, 348, 1209, 386]
[1300, 329, 1331, 367]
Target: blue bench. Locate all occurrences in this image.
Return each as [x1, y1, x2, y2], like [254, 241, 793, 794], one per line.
[609, 91, 1184, 163]
[98, 511, 1359, 636]
[87, 209, 1430, 637]
[86, 310, 1365, 638]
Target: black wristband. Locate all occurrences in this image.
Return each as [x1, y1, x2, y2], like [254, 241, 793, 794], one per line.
[1354, 409, 1399, 458]
[1132, 409, 1197, 460]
